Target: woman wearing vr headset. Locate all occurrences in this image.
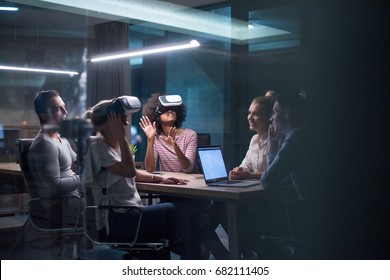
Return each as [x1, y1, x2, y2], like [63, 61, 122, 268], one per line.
[140, 93, 228, 259]
[82, 97, 187, 252]
[140, 93, 197, 173]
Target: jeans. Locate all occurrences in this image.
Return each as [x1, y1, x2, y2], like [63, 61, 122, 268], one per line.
[108, 202, 175, 242]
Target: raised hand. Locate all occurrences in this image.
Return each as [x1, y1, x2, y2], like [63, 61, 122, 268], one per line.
[107, 112, 126, 139]
[267, 124, 282, 154]
[160, 126, 178, 146]
[139, 116, 157, 140]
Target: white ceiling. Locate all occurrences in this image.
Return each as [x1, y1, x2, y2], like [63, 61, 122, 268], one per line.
[1, 0, 296, 44]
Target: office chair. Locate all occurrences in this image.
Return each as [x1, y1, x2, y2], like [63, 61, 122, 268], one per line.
[83, 136, 170, 259]
[195, 133, 211, 174]
[84, 185, 171, 260]
[258, 198, 315, 259]
[15, 138, 84, 259]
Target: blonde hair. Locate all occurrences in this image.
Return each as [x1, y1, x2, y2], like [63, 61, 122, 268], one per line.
[84, 99, 114, 132]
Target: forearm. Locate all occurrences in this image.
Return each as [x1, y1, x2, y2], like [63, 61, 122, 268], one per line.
[248, 171, 262, 180]
[118, 135, 135, 174]
[41, 174, 81, 197]
[144, 138, 156, 172]
[173, 142, 191, 170]
[135, 170, 163, 183]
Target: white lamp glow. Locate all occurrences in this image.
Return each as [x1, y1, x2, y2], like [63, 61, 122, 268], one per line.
[0, 65, 78, 76]
[0, 7, 19, 11]
[91, 40, 200, 63]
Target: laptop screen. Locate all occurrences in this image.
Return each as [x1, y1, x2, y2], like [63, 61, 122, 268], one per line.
[197, 146, 228, 183]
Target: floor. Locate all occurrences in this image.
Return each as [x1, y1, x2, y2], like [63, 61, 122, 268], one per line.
[0, 215, 229, 260]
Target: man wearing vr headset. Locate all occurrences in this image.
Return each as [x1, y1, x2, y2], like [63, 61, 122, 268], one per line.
[82, 96, 187, 253]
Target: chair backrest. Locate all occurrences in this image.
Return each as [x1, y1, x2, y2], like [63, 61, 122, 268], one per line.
[15, 138, 55, 229]
[84, 186, 109, 243]
[195, 133, 211, 173]
[15, 138, 82, 230]
[14, 138, 40, 199]
[197, 133, 211, 147]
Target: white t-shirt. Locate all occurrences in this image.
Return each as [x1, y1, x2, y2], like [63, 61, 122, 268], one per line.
[82, 137, 143, 210]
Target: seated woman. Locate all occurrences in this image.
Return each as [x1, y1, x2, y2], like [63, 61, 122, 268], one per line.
[229, 96, 274, 180]
[82, 99, 186, 247]
[139, 93, 197, 173]
[139, 93, 228, 259]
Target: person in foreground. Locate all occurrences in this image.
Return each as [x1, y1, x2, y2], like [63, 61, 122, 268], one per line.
[28, 90, 83, 228]
[82, 98, 186, 256]
[229, 96, 274, 180]
[241, 93, 309, 259]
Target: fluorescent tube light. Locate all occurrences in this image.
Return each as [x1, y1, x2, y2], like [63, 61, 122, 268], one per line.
[0, 65, 79, 76]
[0, 7, 19, 11]
[91, 40, 200, 63]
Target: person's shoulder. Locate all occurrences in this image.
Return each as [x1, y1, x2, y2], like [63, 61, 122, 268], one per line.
[89, 137, 105, 150]
[287, 127, 306, 138]
[183, 128, 197, 136]
[30, 133, 55, 150]
[249, 134, 258, 143]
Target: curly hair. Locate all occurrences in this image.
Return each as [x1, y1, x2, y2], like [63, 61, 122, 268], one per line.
[142, 93, 186, 135]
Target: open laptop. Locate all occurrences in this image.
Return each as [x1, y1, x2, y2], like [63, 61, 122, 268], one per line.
[197, 146, 259, 187]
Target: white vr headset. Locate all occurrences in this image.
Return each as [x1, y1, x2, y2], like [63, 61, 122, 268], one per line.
[106, 95, 141, 115]
[156, 95, 182, 114]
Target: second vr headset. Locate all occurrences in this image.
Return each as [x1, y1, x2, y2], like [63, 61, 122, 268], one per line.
[155, 95, 182, 114]
[107, 95, 141, 115]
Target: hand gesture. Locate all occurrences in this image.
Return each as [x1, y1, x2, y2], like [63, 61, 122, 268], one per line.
[139, 116, 157, 140]
[160, 126, 178, 146]
[161, 177, 187, 185]
[229, 167, 249, 180]
[107, 112, 125, 139]
[267, 124, 282, 155]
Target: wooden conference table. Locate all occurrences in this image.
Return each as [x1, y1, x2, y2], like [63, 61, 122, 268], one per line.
[0, 163, 264, 259]
[0, 162, 22, 177]
[137, 172, 264, 259]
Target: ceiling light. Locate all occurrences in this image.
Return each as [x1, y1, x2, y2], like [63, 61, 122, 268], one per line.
[0, 65, 78, 76]
[0, 7, 19, 11]
[23, 0, 290, 42]
[91, 40, 200, 63]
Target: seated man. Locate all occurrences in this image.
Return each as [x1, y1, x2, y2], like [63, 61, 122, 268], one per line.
[240, 93, 309, 259]
[28, 90, 83, 228]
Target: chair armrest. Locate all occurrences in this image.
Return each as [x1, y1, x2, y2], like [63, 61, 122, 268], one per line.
[86, 204, 144, 246]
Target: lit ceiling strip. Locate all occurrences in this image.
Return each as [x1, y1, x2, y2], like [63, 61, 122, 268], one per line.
[0, 7, 19, 11]
[26, 0, 289, 42]
[91, 40, 200, 62]
[0, 65, 79, 76]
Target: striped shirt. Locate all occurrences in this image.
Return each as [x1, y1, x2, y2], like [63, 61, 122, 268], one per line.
[153, 129, 198, 173]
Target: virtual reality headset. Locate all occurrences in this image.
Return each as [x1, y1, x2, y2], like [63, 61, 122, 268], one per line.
[156, 95, 182, 114]
[106, 95, 141, 115]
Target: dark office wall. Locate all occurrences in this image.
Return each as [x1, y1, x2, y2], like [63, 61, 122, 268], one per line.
[299, 0, 390, 259]
[0, 35, 84, 125]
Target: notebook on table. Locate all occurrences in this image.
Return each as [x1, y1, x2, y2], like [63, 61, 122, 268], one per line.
[197, 146, 259, 188]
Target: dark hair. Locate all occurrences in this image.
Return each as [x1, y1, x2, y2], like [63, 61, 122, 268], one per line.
[142, 93, 186, 135]
[252, 96, 274, 120]
[275, 93, 306, 125]
[34, 90, 60, 116]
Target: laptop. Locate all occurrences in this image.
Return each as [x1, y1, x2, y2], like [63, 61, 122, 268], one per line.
[197, 146, 259, 187]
